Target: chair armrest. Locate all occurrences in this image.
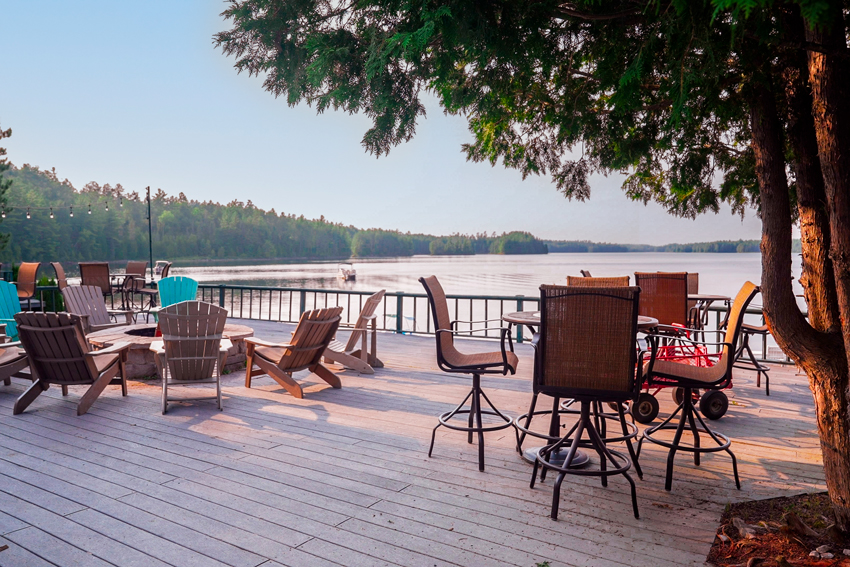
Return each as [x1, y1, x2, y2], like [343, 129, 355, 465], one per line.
[1, 341, 22, 348]
[360, 314, 378, 321]
[437, 326, 511, 336]
[450, 318, 505, 330]
[645, 333, 733, 350]
[246, 337, 294, 349]
[89, 342, 131, 356]
[107, 309, 134, 316]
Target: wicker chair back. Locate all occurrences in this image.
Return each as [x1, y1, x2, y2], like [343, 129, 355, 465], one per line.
[536, 285, 640, 400]
[634, 272, 688, 326]
[51, 262, 68, 290]
[566, 275, 629, 287]
[16, 262, 40, 300]
[79, 262, 112, 296]
[419, 276, 462, 365]
[125, 261, 148, 292]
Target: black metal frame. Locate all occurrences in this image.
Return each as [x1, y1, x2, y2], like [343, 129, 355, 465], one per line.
[638, 283, 759, 491]
[419, 276, 516, 472]
[527, 286, 643, 520]
[734, 325, 770, 395]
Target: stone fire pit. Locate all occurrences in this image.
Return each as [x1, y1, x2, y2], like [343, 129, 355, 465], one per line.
[87, 323, 254, 379]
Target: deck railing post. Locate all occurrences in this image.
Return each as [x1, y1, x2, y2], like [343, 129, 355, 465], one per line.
[299, 290, 307, 315]
[218, 285, 225, 307]
[396, 292, 404, 334]
[516, 296, 524, 344]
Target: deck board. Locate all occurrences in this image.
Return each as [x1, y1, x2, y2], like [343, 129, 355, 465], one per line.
[0, 318, 825, 567]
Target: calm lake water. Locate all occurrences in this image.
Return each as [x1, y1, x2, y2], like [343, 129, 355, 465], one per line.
[175, 252, 803, 302]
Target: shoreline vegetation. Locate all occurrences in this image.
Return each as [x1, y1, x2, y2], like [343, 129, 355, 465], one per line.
[2, 164, 789, 264]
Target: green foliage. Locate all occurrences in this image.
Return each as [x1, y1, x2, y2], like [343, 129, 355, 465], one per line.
[0, 124, 11, 253]
[489, 231, 548, 254]
[429, 235, 474, 255]
[546, 239, 767, 253]
[351, 229, 431, 257]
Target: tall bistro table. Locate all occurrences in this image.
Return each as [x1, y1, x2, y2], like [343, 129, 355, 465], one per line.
[688, 293, 732, 330]
[503, 311, 659, 466]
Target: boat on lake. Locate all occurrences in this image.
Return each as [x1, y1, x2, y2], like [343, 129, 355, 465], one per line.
[337, 263, 356, 281]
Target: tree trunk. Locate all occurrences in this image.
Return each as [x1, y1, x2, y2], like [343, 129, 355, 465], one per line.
[781, 6, 840, 333]
[751, 71, 850, 531]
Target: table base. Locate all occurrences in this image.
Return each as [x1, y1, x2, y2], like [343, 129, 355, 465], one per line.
[522, 446, 590, 468]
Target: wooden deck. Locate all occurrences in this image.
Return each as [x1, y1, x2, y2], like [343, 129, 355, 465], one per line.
[0, 319, 824, 567]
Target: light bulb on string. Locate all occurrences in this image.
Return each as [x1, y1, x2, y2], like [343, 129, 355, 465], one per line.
[69, 206, 74, 218]
[105, 202, 109, 212]
[88, 204, 92, 215]
[49, 208, 54, 219]
[119, 197, 123, 207]
[26, 208, 30, 220]
[1, 208, 5, 219]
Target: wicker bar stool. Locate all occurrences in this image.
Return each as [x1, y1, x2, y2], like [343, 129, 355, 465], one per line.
[420, 276, 518, 472]
[528, 285, 644, 520]
[638, 281, 759, 491]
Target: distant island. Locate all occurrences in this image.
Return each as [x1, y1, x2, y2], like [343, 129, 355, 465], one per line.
[1, 164, 784, 264]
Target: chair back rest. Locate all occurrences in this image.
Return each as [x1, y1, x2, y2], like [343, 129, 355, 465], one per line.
[158, 276, 198, 308]
[536, 285, 640, 400]
[419, 276, 462, 365]
[566, 275, 629, 287]
[580, 270, 592, 277]
[125, 261, 148, 291]
[62, 285, 113, 327]
[343, 290, 386, 351]
[277, 307, 343, 370]
[15, 312, 97, 384]
[51, 262, 68, 290]
[79, 262, 112, 295]
[161, 262, 173, 279]
[717, 282, 760, 372]
[0, 282, 23, 340]
[158, 301, 228, 382]
[634, 272, 688, 326]
[16, 262, 40, 299]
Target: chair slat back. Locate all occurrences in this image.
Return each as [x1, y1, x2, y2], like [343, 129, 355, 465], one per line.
[15, 312, 96, 384]
[419, 276, 462, 364]
[79, 262, 112, 295]
[125, 261, 148, 292]
[0, 282, 23, 340]
[51, 262, 68, 290]
[158, 276, 198, 309]
[62, 285, 113, 327]
[16, 262, 40, 299]
[278, 307, 343, 370]
[343, 290, 386, 352]
[566, 275, 629, 287]
[159, 301, 228, 382]
[537, 285, 640, 398]
[634, 272, 689, 326]
[160, 262, 172, 279]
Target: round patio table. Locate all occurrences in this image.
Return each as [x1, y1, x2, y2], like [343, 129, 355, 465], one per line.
[688, 293, 731, 329]
[504, 312, 658, 466]
[88, 322, 253, 379]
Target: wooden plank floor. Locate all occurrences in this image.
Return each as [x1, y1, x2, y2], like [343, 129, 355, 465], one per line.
[0, 319, 824, 567]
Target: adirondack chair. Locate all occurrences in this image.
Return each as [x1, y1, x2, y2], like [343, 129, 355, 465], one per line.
[245, 307, 343, 399]
[51, 262, 68, 290]
[13, 312, 129, 415]
[149, 276, 198, 321]
[323, 290, 385, 374]
[0, 281, 23, 341]
[62, 285, 134, 333]
[150, 301, 230, 414]
[16, 262, 40, 308]
[0, 345, 30, 387]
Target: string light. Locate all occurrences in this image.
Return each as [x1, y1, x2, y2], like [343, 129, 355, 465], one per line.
[49, 208, 54, 219]
[119, 197, 123, 207]
[26, 208, 30, 220]
[88, 204, 92, 215]
[105, 202, 109, 212]
[1, 208, 5, 219]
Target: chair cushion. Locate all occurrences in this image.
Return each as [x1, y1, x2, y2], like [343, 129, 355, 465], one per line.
[92, 353, 120, 374]
[442, 349, 518, 373]
[645, 358, 724, 384]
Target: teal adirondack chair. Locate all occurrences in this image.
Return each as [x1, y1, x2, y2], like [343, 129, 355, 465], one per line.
[150, 277, 198, 321]
[0, 281, 23, 340]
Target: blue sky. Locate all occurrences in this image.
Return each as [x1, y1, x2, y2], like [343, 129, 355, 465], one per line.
[0, 0, 763, 245]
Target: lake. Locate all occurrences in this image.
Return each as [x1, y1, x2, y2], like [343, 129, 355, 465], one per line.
[176, 252, 803, 302]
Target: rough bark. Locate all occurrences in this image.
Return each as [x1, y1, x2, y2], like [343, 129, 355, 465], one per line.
[804, 5, 850, 531]
[781, 8, 840, 333]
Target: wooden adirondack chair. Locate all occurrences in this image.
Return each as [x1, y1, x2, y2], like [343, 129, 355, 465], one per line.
[245, 307, 343, 399]
[62, 285, 134, 333]
[149, 276, 198, 321]
[323, 290, 385, 374]
[151, 301, 230, 414]
[13, 312, 129, 415]
[0, 345, 30, 387]
[0, 281, 23, 341]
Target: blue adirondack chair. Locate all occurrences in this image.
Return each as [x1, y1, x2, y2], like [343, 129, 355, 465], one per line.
[0, 281, 23, 340]
[150, 276, 198, 321]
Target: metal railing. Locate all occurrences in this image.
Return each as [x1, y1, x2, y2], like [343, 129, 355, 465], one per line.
[26, 283, 792, 365]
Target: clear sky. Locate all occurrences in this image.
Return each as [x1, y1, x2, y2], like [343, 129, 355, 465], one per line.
[0, 0, 764, 245]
